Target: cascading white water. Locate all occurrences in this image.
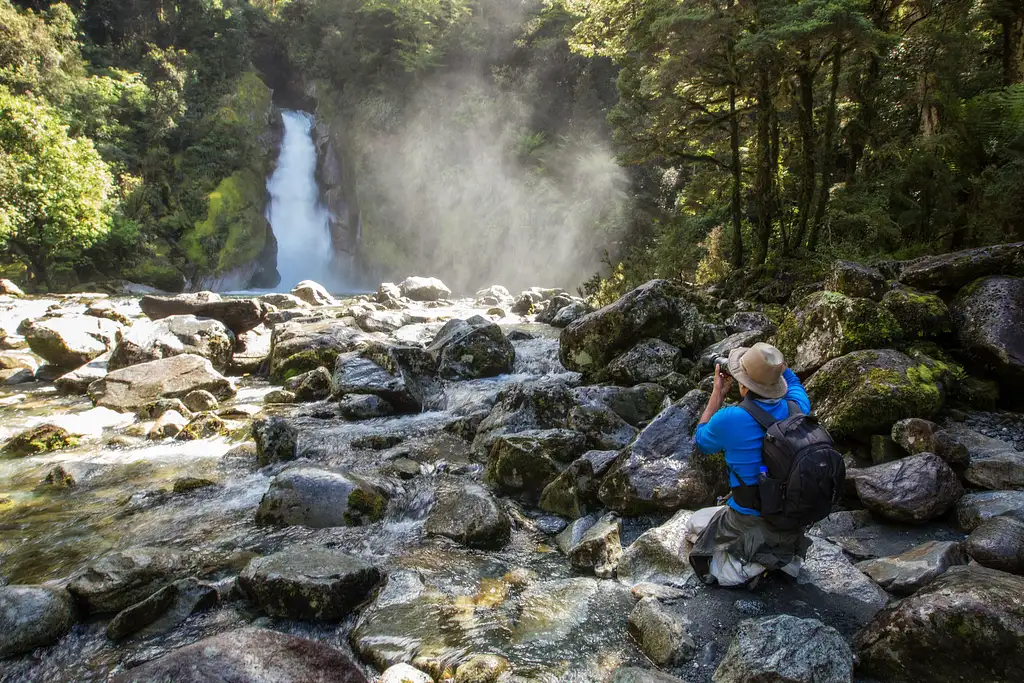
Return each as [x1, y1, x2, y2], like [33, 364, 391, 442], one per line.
[266, 110, 341, 291]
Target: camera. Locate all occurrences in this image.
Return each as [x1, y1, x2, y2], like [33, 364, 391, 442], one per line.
[701, 353, 732, 376]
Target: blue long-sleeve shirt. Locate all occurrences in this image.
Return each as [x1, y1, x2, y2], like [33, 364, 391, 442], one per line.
[694, 368, 811, 515]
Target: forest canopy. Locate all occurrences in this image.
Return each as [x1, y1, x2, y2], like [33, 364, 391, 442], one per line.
[0, 0, 1021, 293]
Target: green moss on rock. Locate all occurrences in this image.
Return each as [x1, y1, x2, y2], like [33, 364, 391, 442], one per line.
[806, 349, 944, 439]
[881, 288, 952, 340]
[1, 424, 78, 458]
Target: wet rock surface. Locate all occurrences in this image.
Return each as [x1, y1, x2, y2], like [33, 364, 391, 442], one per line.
[239, 547, 383, 621]
[855, 540, 968, 595]
[111, 627, 369, 682]
[0, 585, 76, 657]
[713, 614, 853, 683]
[851, 453, 963, 523]
[88, 353, 235, 412]
[67, 547, 190, 615]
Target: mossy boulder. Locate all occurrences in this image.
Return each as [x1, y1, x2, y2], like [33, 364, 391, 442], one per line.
[175, 414, 228, 441]
[560, 279, 712, 379]
[1, 424, 78, 458]
[605, 338, 684, 386]
[424, 482, 511, 550]
[473, 380, 578, 453]
[854, 565, 1024, 683]
[255, 466, 389, 528]
[880, 287, 952, 340]
[826, 260, 887, 301]
[285, 366, 333, 402]
[109, 315, 235, 372]
[774, 291, 902, 374]
[0, 585, 76, 657]
[951, 275, 1024, 383]
[805, 349, 944, 439]
[483, 429, 588, 503]
[268, 319, 373, 382]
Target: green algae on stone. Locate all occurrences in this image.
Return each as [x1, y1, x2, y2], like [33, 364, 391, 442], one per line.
[1, 424, 78, 458]
[806, 349, 945, 439]
[774, 291, 902, 375]
[880, 288, 952, 340]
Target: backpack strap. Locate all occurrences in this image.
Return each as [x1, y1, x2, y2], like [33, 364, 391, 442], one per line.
[786, 400, 802, 417]
[738, 397, 779, 430]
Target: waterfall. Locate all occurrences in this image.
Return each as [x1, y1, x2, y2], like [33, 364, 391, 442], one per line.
[266, 110, 343, 292]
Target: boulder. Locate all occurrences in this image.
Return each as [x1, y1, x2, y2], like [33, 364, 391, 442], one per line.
[598, 392, 718, 515]
[951, 275, 1024, 382]
[268, 319, 373, 382]
[0, 278, 25, 297]
[109, 316, 234, 372]
[286, 366, 333, 402]
[291, 280, 336, 306]
[617, 509, 694, 585]
[263, 389, 296, 404]
[956, 490, 1024, 531]
[713, 615, 853, 683]
[400, 276, 451, 301]
[700, 329, 772, 364]
[538, 451, 615, 519]
[484, 429, 587, 502]
[381, 664, 433, 683]
[560, 279, 711, 378]
[573, 384, 668, 427]
[331, 352, 419, 413]
[880, 288, 952, 339]
[604, 338, 683, 386]
[106, 577, 217, 641]
[0, 585, 75, 657]
[239, 547, 382, 621]
[111, 627, 368, 683]
[724, 311, 777, 335]
[891, 418, 969, 467]
[23, 316, 119, 368]
[564, 513, 623, 578]
[964, 516, 1024, 575]
[260, 293, 311, 310]
[567, 404, 638, 450]
[256, 466, 388, 528]
[182, 389, 218, 412]
[899, 241, 1024, 292]
[627, 597, 695, 665]
[248, 417, 294, 464]
[475, 284, 511, 303]
[854, 565, 1024, 683]
[67, 546, 189, 614]
[473, 381, 577, 452]
[361, 341, 441, 409]
[852, 453, 963, 523]
[137, 398, 192, 421]
[88, 354, 234, 412]
[774, 292, 902, 374]
[796, 537, 890, 623]
[945, 427, 1024, 491]
[805, 349, 944, 438]
[454, 654, 510, 683]
[425, 482, 511, 550]
[550, 301, 592, 328]
[356, 310, 409, 334]
[826, 259, 887, 300]
[856, 540, 968, 595]
[427, 316, 515, 380]
[1, 423, 78, 458]
[54, 352, 110, 395]
[139, 293, 265, 336]
[340, 394, 395, 420]
[148, 409, 188, 439]
[535, 293, 575, 324]
[175, 413, 227, 440]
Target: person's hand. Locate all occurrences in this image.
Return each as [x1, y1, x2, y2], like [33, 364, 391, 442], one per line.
[713, 364, 733, 397]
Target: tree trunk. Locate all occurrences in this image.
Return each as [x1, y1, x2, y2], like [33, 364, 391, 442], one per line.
[1001, 12, 1024, 86]
[729, 82, 744, 268]
[753, 65, 776, 266]
[790, 56, 816, 251]
[809, 46, 843, 251]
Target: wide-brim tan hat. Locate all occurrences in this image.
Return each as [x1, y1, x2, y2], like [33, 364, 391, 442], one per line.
[727, 342, 788, 399]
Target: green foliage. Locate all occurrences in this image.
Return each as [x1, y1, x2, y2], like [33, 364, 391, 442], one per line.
[0, 87, 112, 283]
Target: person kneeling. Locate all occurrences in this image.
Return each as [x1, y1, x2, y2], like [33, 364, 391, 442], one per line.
[688, 343, 844, 588]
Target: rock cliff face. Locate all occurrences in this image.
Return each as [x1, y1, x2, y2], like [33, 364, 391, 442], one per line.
[312, 102, 361, 280]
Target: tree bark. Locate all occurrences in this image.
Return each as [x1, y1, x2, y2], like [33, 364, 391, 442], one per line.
[753, 64, 776, 266]
[790, 54, 817, 251]
[809, 46, 843, 251]
[729, 82, 744, 268]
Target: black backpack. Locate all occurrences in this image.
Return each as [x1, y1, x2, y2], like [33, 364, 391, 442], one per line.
[730, 398, 846, 530]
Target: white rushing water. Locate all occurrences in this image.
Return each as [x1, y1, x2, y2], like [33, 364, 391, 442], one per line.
[266, 110, 343, 291]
